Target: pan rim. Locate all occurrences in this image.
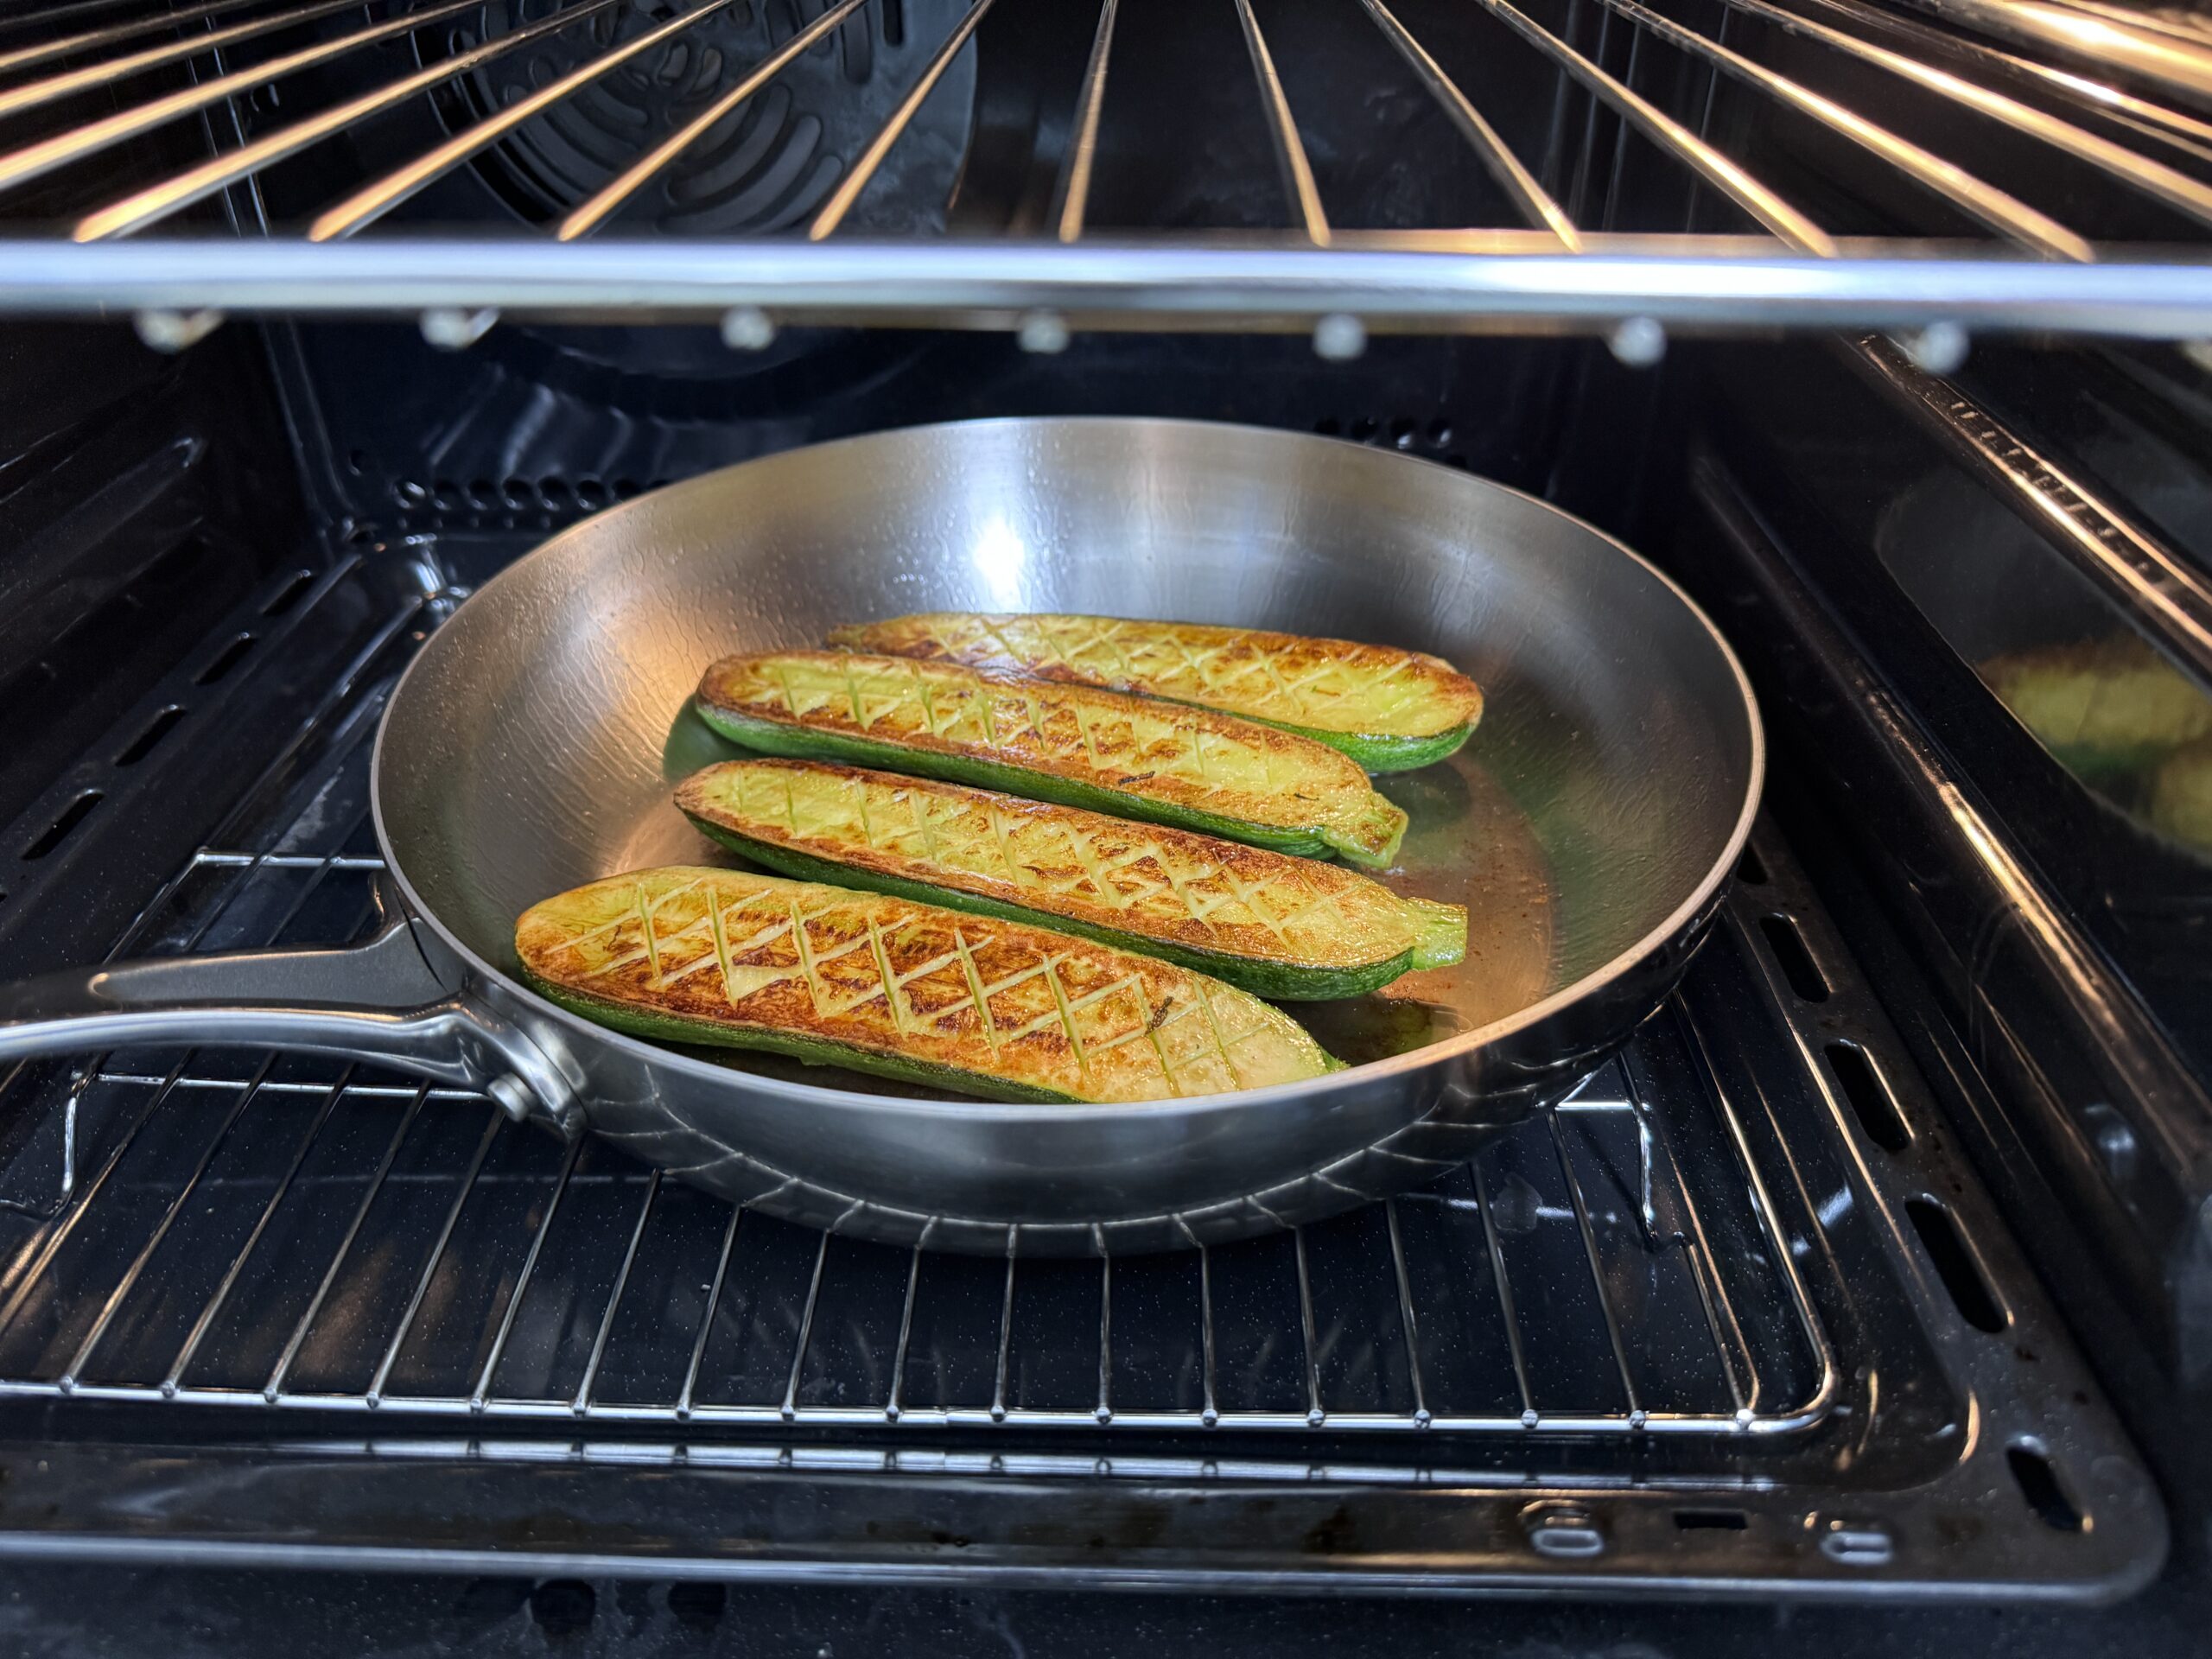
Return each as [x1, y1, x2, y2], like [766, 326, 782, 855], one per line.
[371, 415, 1764, 1122]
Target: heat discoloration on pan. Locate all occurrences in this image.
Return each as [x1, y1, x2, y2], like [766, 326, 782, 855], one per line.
[677, 759, 1464, 996]
[830, 612, 1483, 769]
[694, 650, 1408, 868]
[516, 866, 1340, 1103]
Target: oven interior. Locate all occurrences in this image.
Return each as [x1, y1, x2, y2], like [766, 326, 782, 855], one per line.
[0, 0, 2209, 1609]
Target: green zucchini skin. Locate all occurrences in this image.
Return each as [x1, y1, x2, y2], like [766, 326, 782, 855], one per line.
[520, 969, 1084, 1103]
[1058, 694, 1472, 772]
[1275, 721, 1475, 773]
[1405, 897, 1469, 972]
[693, 699, 1394, 867]
[686, 816, 1421, 1001]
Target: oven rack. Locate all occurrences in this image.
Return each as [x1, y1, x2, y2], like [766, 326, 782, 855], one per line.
[0, 550, 2163, 1593]
[0, 590, 1834, 1437]
[1, 0, 2210, 340]
[0, 1061, 1829, 1437]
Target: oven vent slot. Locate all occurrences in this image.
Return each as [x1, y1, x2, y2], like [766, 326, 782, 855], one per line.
[194, 633, 256, 686]
[260, 570, 315, 618]
[113, 706, 187, 767]
[1758, 913, 1828, 1002]
[527, 1581, 599, 1639]
[1673, 1509, 1748, 1531]
[390, 475, 632, 524]
[21, 791, 101, 861]
[1905, 1197, 2006, 1333]
[1825, 1042, 1908, 1153]
[2006, 1443, 2085, 1532]
[663, 1583, 728, 1630]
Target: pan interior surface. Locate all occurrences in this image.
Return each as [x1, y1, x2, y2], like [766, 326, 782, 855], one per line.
[376, 418, 1756, 1094]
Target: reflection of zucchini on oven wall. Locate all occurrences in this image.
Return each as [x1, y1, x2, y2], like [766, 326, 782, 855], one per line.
[1980, 637, 2212, 784]
[2150, 738, 2212, 855]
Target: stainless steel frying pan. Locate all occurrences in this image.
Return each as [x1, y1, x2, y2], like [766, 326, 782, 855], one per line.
[0, 419, 1760, 1255]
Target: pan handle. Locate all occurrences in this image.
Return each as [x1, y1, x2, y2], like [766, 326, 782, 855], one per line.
[0, 905, 581, 1134]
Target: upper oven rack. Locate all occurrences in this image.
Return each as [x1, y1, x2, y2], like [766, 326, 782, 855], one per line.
[1, 0, 2210, 342]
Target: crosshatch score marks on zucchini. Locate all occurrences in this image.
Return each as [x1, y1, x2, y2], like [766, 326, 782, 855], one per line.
[515, 866, 1340, 1103]
[677, 759, 1465, 1000]
[830, 612, 1484, 772]
[693, 651, 1409, 867]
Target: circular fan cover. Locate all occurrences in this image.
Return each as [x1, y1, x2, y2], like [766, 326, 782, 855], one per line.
[437, 0, 977, 235]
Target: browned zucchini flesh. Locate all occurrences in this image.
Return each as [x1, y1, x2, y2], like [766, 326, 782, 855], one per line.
[516, 866, 1342, 1103]
[677, 759, 1465, 999]
[828, 612, 1484, 771]
[693, 650, 1408, 868]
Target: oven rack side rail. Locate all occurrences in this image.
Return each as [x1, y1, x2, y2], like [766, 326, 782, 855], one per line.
[1, 0, 2211, 342]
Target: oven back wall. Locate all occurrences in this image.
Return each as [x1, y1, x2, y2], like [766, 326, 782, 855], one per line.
[289, 323, 1624, 549]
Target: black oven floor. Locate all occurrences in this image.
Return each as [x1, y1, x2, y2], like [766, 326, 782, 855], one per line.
[1, 1567, 2209, 1659]
[0, 544, 2164, 1599]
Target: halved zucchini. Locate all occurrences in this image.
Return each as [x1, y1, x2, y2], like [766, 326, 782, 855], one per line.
[694, 650, 1408, 868]
[515, 866, 1341, 1103]
[827, 612, 1483, 772]
[677, 759, 1465, 1000]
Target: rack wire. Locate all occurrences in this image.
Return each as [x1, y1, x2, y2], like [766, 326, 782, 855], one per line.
[0, 0, 2208, 338]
